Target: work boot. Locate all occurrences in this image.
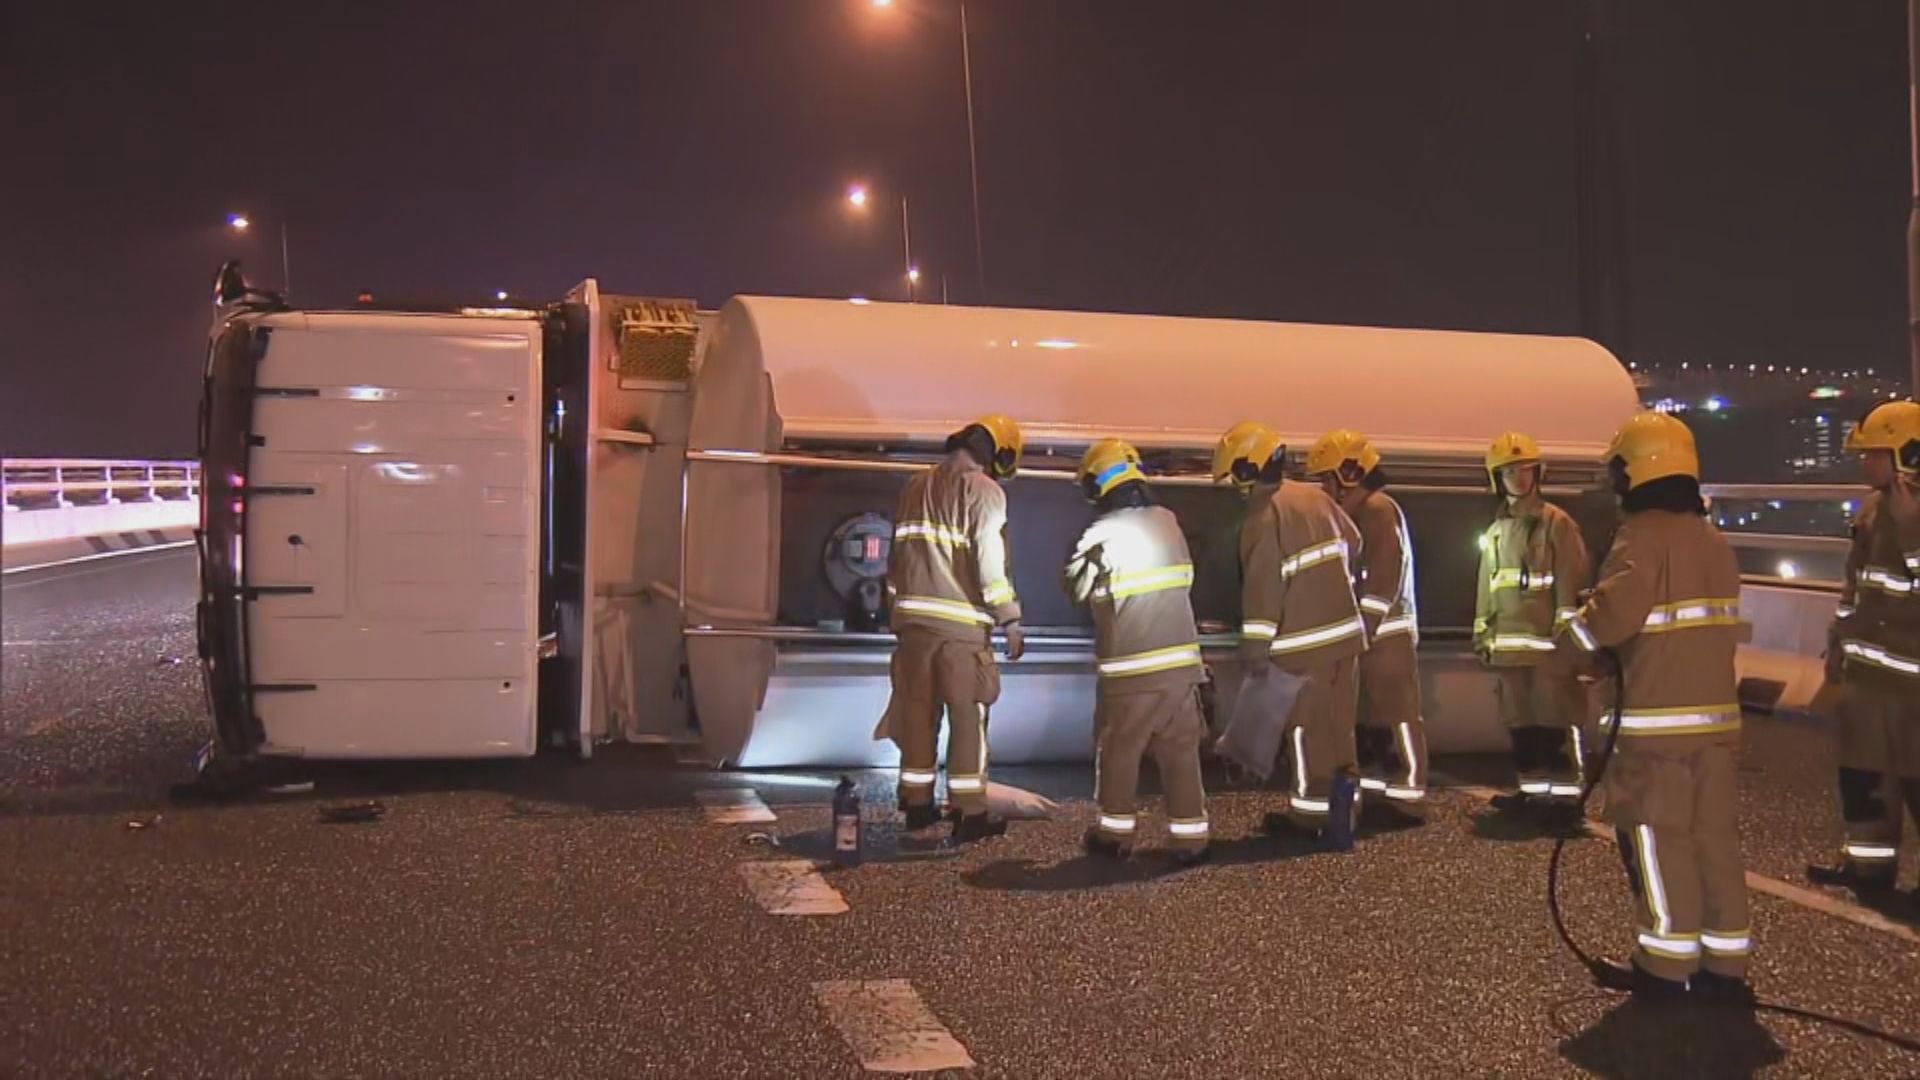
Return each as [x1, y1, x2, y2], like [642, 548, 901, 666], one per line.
[901, 804, 943, 832]
[1539, 801, 1587, 834]
[951, 812, 1008, 843]
[1169, 844, 1213, 868]
[1487, 791, 1537, 817]
[1262, 810, 1322, 840]
[1806, 863, 1899, 899]
[1690, 971, 1757, 1008]
[1082, 828, 1132, 860]
[1591, 959, 1690, 1002]
[1360, 799, 1425, 832]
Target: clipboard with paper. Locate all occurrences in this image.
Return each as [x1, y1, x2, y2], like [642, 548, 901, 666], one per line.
[1215, 665, 1308, 780]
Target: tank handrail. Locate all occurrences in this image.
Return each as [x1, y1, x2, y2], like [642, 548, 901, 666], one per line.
[684, 448, 1589, 496]
[1701, 483, 1869, 501]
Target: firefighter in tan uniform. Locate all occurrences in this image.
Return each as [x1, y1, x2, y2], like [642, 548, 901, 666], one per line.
[1808, 400, 1920, 895]
[1305, 429, 1427, 827]
[1558, 411, 1752, 1004]
[885, 414, 1026, 842]
[1475, 432, 1593, 829]
[1064, 440, 1211, 865]
[1214, 422, 1367, 839]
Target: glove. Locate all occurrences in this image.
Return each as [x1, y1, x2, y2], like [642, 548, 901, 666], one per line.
[1001, 621, 1026, 662]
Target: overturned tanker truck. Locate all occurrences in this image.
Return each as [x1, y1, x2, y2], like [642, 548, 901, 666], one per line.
[194, 273, 1640, 773]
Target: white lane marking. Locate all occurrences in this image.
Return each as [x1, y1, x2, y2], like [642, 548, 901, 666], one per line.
[696, 787, 776, 824]
[1, 540, 196, 579]
[814, 979, 975, 1073]
[1452, 784, 1920, 947]
[739, 860, 848, 916]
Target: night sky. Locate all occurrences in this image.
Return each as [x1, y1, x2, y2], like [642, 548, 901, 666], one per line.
[1, 1, 1908, 458]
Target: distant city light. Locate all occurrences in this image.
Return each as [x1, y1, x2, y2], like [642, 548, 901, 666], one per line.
[1810, 386, 1843, 399]
[846, 184, 870, 208]
[1777, 560, 1800, 580]
[227, 213, 250, 231]
[1702, 396, 1725, 413]
[1843, 500, 1856, 512]
[848, 296, 871, 305]
[495, 289, 508, 301]
[1681, 362, 1689, 370]
[906, 267, 921, 283]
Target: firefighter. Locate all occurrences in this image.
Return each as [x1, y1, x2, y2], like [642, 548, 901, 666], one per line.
[1558, 411, 1751, 1003]
[1213, 421, 1367, 839]
[1305, 429, 1427, 826]
[1475, 431, 1593, 830]
[1807, 399, 1920, 896]
[1064, 439, 1210, 864]
[885, 413, 1026, 842]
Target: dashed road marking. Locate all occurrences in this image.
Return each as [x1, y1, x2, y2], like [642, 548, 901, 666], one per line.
[696, 787, 776, 824]
[814, 979, 974, 1073]
[1450, 783, 1920, 946]
[739, 860, 848, 916]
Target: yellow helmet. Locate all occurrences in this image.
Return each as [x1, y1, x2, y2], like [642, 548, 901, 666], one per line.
[1605, 411, 1700, 489]
[1844, 399, 1920, 474]
[968, 413, 1024, 479]
[1076, 438, 1146, 499]
[1485, 431, 1542, 489]
[1212, 421, 1286, 491]
[1303, 428, 1380, 483]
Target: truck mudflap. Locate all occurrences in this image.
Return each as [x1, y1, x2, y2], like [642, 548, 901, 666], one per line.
[195, 319, 270, 756]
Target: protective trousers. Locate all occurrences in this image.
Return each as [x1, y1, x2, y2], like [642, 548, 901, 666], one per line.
[1606, 739, 1750, 983]
[1093, 684, 1210, 852]
[889, 629, 996, 815]
[1833, 683, 1920, 880]
[1278, 656, 1359, 829]
[1356, 634, 1427, 803]
[1494, 667, 1588, 802]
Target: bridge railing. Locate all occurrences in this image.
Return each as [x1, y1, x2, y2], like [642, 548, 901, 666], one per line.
[2, 459, 201, 512]
[1702, 482, 1862, 590]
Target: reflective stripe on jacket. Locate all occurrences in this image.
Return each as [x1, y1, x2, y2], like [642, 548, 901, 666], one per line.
[1240, 482, 1366, 670]
[1838, 491, 1920, 690]
[1064, 505, 1204, 692]
[888, 452, 1021, 641]
[1561, 510, 1744, 741]
[1475, 495, 1589, 666]
[1352, 490, 1419, 646]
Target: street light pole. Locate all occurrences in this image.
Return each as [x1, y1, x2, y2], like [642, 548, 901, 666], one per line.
[901, 194, 916, 302]
[280, 220, 292, 296]
[1908, 0, 1919, 393]
[959, 0, 985, 300]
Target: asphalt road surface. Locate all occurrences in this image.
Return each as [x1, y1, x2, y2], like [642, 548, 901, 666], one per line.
[4, 549, 1919, 1078]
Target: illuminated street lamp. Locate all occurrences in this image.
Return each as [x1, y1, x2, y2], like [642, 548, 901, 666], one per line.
[846, 183, 919, 302]
[866, 0, 985, 299]
[226, 211, 292, 294]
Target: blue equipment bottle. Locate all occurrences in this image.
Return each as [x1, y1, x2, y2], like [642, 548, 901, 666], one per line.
[1324, 768, 1360, 852]
[832, 776, 863, 866]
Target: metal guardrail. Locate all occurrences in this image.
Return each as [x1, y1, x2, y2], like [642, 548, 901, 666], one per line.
[1701, 482, 1867, 590]
[1, 458, 201, 512]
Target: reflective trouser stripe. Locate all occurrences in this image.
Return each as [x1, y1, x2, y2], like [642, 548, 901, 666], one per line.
[899, 769, 937, 786]
[1168, 818, 1209, 837]
[1700, 930, 1751, 955]
[947, 776, 983, 793]
[1519, 781, 1552, 794]
[1637, 931, 1700, 959]
[1099, 814, 1136, 834]
[1383, 786, 1424, 801]
[1548, 784, 1583, 798]
[1843, 841, 1899, 861]
[1634, 824, 1672, 935]
[1841, 639, 1920, 677]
